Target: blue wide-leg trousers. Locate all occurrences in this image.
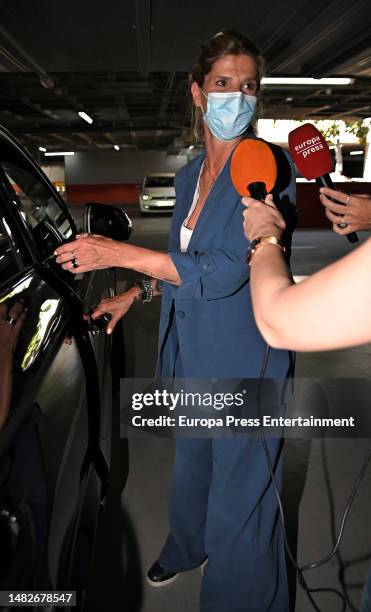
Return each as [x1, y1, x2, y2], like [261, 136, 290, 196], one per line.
[159, 435, 289, 612]
[158, 342, 289, 611]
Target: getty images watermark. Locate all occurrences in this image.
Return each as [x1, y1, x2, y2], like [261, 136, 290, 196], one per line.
[119, 379, 369, 439]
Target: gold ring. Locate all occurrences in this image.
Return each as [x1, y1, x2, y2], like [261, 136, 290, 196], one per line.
[341, 216, 345, 224]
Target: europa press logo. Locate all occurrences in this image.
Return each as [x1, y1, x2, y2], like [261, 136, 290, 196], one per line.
[294, 135, 324, 159]
[288, 123, 333, 180]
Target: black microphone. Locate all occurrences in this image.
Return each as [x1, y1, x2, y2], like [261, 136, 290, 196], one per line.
[248, 181, 268, 201]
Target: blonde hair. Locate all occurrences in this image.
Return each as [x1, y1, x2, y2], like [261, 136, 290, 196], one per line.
[189, 30, 265, 142]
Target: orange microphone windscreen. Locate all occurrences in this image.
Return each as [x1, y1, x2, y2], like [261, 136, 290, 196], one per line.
[230, 139, 277, 196]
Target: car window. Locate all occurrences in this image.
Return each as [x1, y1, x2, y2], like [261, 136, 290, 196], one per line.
[0, 153, 74, 260]
[144, 176, 174, 188]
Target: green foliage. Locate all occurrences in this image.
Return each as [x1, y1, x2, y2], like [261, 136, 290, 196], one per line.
[320, 121, 341, 142]
[305, 119, 370, 145]
[345, 121, 369, 145]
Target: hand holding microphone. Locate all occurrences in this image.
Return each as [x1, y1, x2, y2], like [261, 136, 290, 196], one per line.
[242, 194, 286, 242]
[320, 188, 371, 235]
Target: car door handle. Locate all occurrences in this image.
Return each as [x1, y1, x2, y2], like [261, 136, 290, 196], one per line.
[86, 309, 112, 335]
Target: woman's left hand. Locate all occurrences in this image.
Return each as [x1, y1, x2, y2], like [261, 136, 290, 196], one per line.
[242, 194, 286, 242]
[54, 233, 122, 274]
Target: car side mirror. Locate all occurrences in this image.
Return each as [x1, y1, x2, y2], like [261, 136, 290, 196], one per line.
[83, 203, 133, 241]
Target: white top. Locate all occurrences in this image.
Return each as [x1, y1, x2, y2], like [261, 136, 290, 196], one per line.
[180, 160, 205, 253]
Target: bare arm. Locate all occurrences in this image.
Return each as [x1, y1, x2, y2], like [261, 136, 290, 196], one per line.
[249, 238, 371, 351]
[243, 195, 371, 351]
[113, 243, 181, 285]
[54, 236, 181, 285]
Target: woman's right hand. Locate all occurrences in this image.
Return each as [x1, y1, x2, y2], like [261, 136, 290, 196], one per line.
[90, 286, 141, 335]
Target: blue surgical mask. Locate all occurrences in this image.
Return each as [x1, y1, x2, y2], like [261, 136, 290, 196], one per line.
[201, 89, 257, 141]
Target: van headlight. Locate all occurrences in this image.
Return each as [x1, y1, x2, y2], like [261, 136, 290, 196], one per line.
[142, 194, 150, 201]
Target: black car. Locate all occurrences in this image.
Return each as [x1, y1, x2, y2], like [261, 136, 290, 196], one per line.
[0, 126, 131, 610]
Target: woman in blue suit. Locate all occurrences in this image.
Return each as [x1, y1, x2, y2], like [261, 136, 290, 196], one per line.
[55, 30, 296, 612]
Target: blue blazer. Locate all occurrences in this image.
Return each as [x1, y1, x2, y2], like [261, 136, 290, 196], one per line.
[155, 136, 297, 380]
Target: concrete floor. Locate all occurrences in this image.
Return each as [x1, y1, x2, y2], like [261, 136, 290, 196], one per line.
[71, 205, 371, 612]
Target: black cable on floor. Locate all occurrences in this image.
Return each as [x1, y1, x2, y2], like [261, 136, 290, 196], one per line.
[256, 344, 371, 612]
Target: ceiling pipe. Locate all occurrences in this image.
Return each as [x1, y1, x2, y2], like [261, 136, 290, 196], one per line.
[0, 26, 55, 89]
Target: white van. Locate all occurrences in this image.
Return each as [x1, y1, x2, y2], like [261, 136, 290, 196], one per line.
[139, 173, 176, 214]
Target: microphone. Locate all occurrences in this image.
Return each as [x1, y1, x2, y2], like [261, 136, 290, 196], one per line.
[288, 123, 358, 244]
[231, 139, 277, 201]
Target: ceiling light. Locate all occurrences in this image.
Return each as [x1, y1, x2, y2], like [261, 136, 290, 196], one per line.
[38, 146, 47, 152]
[261, 77, 354, 86]
[39, 76, 55, 89]
[285, 97, 293, 102]
[44, 151, 75, 156]
[350, 150, 364, 156]
[78, 111, 93, 124]
[114, 144, 120, 151]
[189, 145, 195, 149]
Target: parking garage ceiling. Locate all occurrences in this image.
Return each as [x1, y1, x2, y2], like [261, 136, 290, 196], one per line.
[0, 0, 370, 152]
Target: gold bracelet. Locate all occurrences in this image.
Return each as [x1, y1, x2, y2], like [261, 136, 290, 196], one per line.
[247, 236, 285, 266]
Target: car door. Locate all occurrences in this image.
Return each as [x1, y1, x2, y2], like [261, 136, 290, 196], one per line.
[0, 127, 112, 605]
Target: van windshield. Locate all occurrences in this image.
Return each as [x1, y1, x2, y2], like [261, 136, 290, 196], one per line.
[144, 176, 174, 188]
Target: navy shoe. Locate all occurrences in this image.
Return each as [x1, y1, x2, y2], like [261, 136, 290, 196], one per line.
[147, 560, 179, 587]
